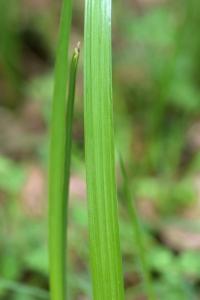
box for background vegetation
[1,0,200,299]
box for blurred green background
[1,0,200,299]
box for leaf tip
[75,41,81,56]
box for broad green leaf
[84,0,125,299]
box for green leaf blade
[48,1,73,299]
[84,1,125,299]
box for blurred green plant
[0,278,49,300]
[0,156,25,193]
[119,154,155,300]
[0,0,22,107]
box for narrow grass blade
[84,1,125,299]
[49,44,80,300]
[0,278,49,299]
[63,42,80,209]
[119,154,156,300]
[48,0,72,299]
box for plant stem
[119,154,156,300]
[48,0,72,299]
[84,0,125,299]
